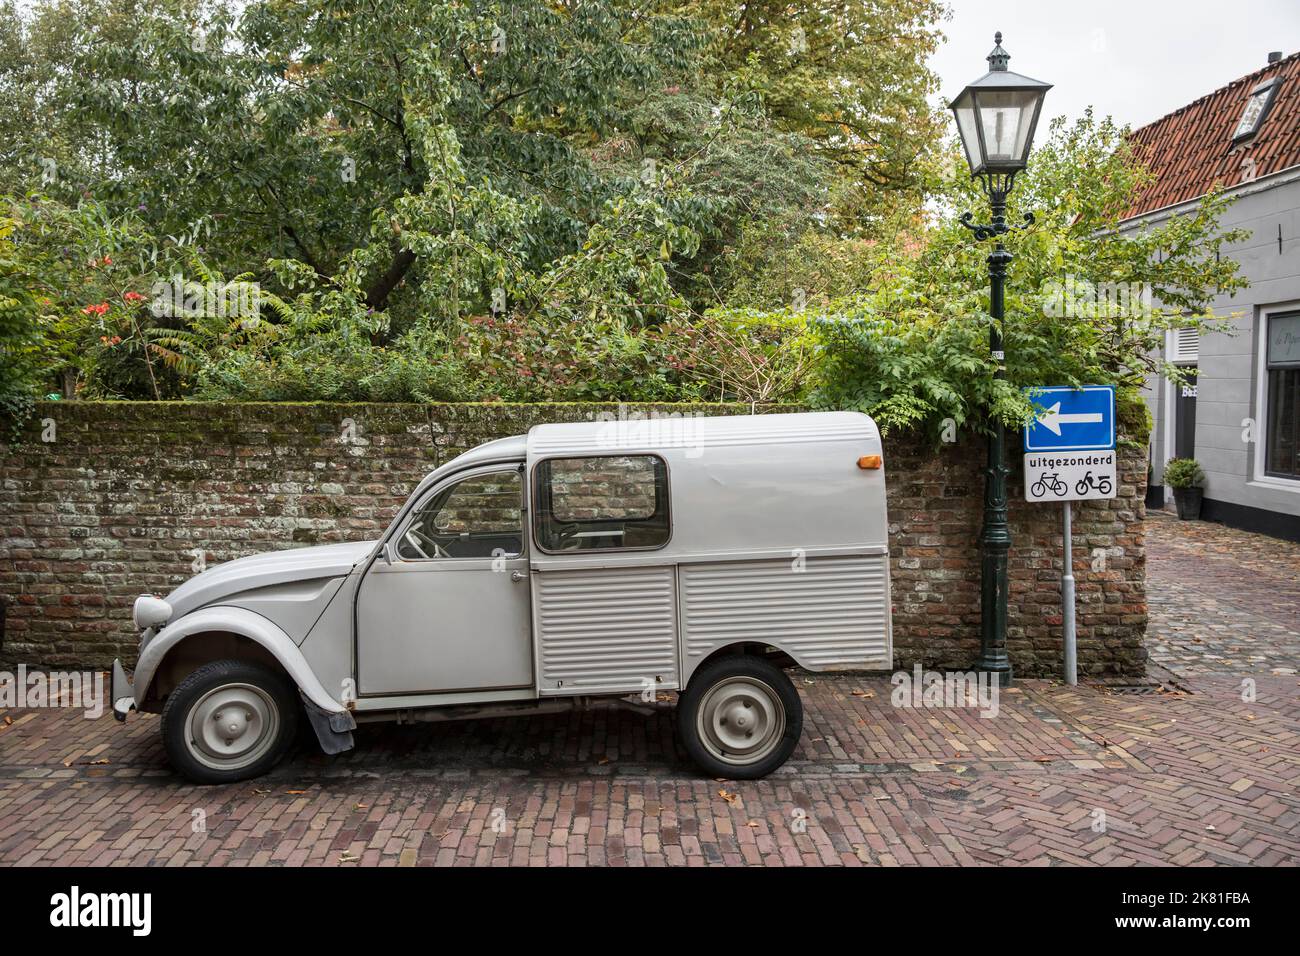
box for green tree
[3,0,948,327]
[34,0,712,327]
[806,113,1249,436]
[0,212,46,425]
[681,0,947,231]
[2,193,206,398]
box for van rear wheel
[161,659,299,785]
[677,656,802,779]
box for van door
[355,465,533,696]
[529,453,679,696]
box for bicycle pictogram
[1030,472,1068,498]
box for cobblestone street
[1,514,1297,867]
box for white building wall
[1130,169,1300,523]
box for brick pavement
[1146,512,1300,678]
[0,514,1296,866]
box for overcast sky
[11,0,1299,132]
[929,0,1300,131]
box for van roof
[527,410,876,456]
[413,410,887,564]
[425,411,880,494]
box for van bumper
[110,659,135,722]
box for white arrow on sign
[1036,402,1103,436]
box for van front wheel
[677,657,802,779]
[161,659,299,785]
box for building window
[533,455,670,552]
[1233,78,1280,143]
[1265,311,1300,479]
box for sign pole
[1024,384,1115,684]
[1062,501,1076,685]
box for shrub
[1163,458,1205,489]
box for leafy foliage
[808,113,1247,436]
[0,212,44,429]
[684,0,947,229]
[0,3,1250,443]
[1,193,210,399]
[1163,458,1205,489]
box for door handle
[510,570,526,583]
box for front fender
[133,606,346,714]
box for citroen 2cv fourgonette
[111,411,893,783]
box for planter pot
[1172,486,1203,520]
[1145,483,1165,510]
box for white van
[112,411,893,783]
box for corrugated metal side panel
[680,555,891,675]
[528,424,869,453]
[534,566,678,695]
[527,411,876,455]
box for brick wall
[0,402,1148,677]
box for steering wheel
[404,526,450,559]
[551,522,583,550]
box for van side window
[398,469,522,560]
[534,455,670,552]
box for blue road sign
[1023,385,1115,452]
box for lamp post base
[972,656,1013,687]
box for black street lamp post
[949,34,1051,687]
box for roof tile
[1121,52,1300,219]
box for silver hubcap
[696,676,785,766]
[186,683,279,771]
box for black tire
[676,655,802,780]
[161,659,299,785]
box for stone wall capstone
[0,401,1148,677]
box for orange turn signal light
[857,454,882,470]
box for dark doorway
[1174,368,1198,460]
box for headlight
[133,595,173,630]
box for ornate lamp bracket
[959,210,1035,242]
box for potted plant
[1164,457,1205,520]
